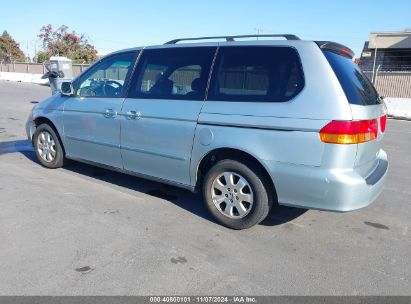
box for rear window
[324,50,380,105]
[208,46,304,102]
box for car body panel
[262,149,387,211]
[193,115,327,166]
[121,98,203,185]
[26,94,66,144]
[189,122,324,182]
[26,39,388,214]
[62,96,124,169]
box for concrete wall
[0,72,48,84]
[385,98,411,119]
[0,62,89,77]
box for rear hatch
[318,42,387,176]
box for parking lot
[0,80,410,295]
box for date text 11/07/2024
[149,296,257,303]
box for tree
[0,31,25,62]
[36,51,47,63]
[38,24,98,63]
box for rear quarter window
[324,50,380,105]
[208,46,304,102]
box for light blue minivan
[26,35,388,229]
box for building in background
[358,30,411,99]
[359,30,411,72]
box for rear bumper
[263,149,388,212]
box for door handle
[104,108,116,118]
[126,110,141,120]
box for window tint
[140,64,168,92]
[128,47,216,100]
[324,50,380,105]
[76,52,137,97]
[169,65,201,95]
[208,47,304,102]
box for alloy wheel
[211,171,254,219]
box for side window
[169,65,201,95]
[140,64,168,92]
[128,47,216,100]
[208,47,304,102]
[76,52,137,97]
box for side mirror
[60,81,74,96]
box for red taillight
[380,115,387,133]
[320,119,378,144]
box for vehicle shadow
[19,147,217,224]
[0,139,34,155]
[7,139,307,228]
[260,205,307,226]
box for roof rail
[165,34,301,44]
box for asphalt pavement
[0,81,410,295]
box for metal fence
[363,71,411,98]
[2,61,411,99]
[0,61,90,77]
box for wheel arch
[33,116,66,155]
[195,147,276,197]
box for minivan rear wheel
[203,159,273,229]
[33,123,65,169]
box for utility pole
[371,34,379,84]
[31,39,38,63]
[254,28,263,40]
[26,40,30,63]
[34,43,37,63]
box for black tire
[203,159,274,230]
[33,123,66,169]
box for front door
[63,51,137,168]
[121,46,216,186]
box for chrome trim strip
[118,113,196,123]
[121,145,187,161]
[65,136,187,161]
[197,122,296,132]
[65,110,196,123]
[63,109,115,116]
[65,135,119,148]
[197,114,325,132]
[35,108,64,112]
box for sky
[1,0,410,58]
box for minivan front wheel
[33,124,65,169]
[203,159,273,229]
